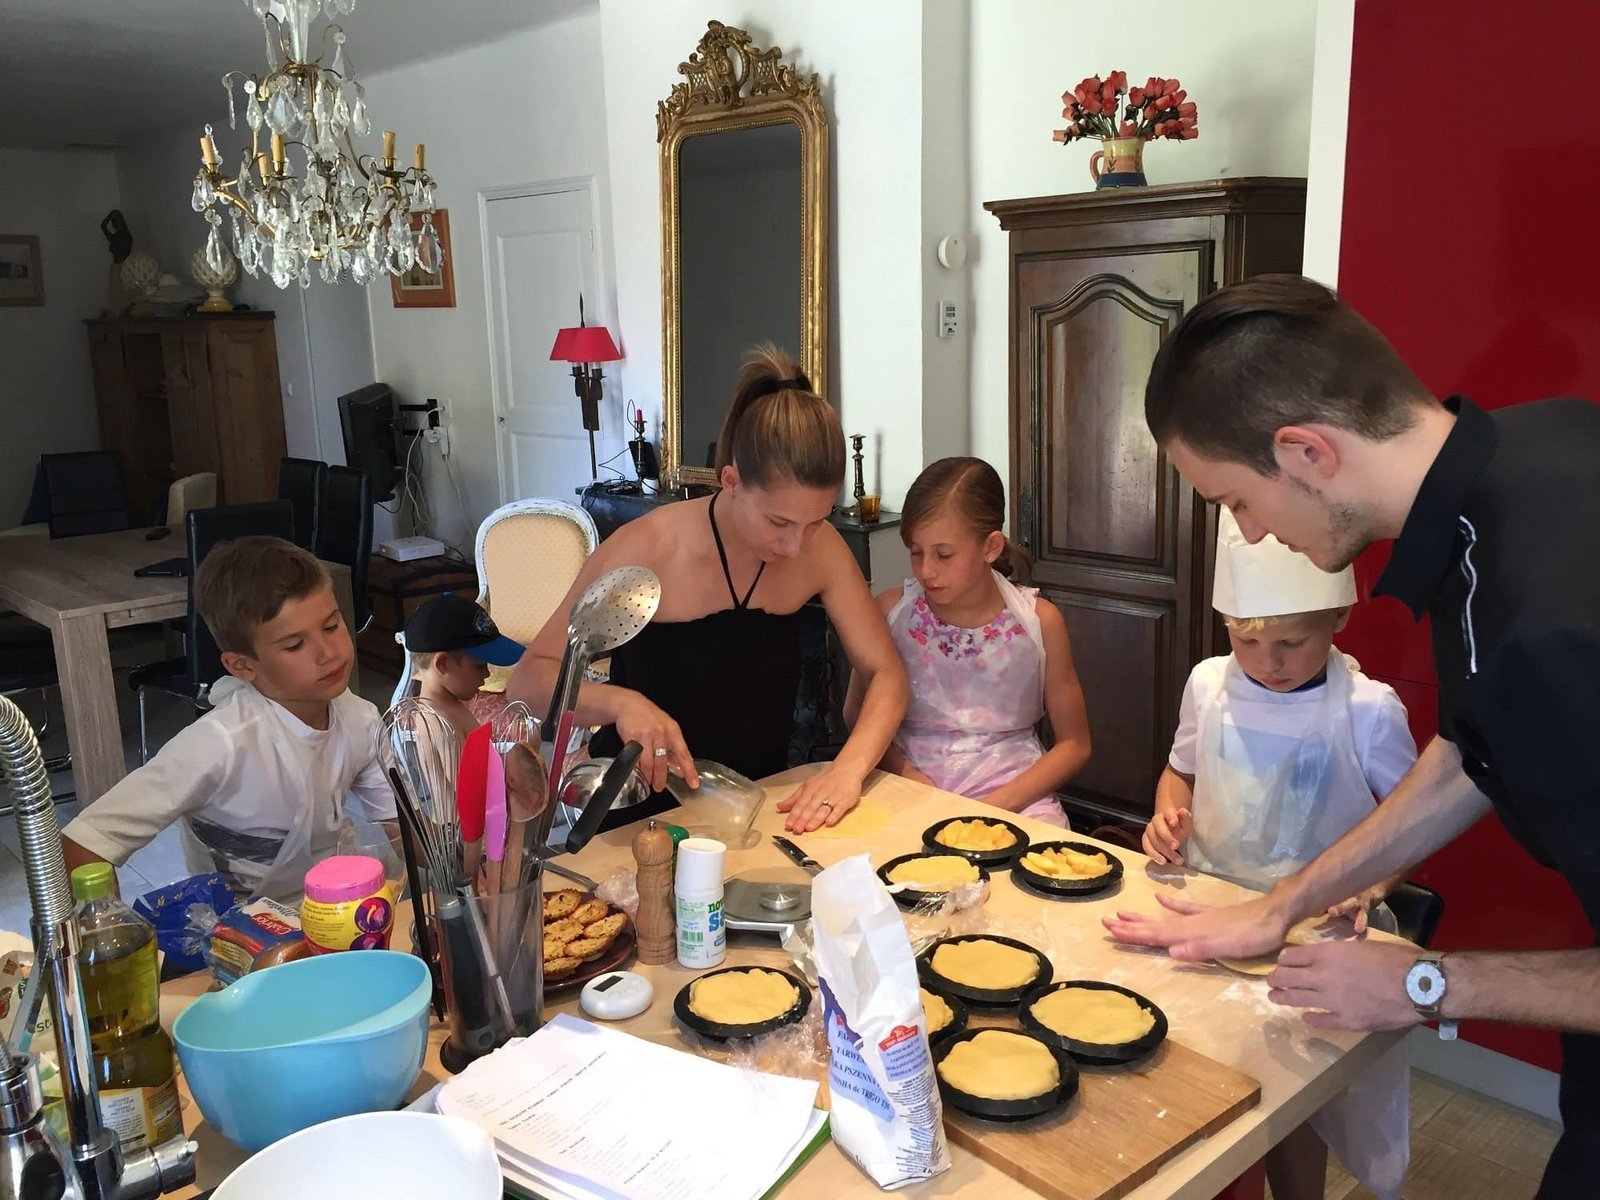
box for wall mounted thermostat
[936,235,967,270]
[579,971,654,1021]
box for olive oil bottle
[71,864,181,1152]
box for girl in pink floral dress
[845,458,1091,825]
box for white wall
[0,148,121,523]
[361,11,616,550]
[967,0,1319,486]
[600,1,925,508]
[1303,0,1355,286]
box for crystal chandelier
[191,0,443,290]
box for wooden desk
[0,528,356,803]
[160,768,1405,1198]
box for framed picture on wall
[390,209,455,308]
[0,235,44,306]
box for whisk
[381,697,464,889]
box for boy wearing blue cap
[405,594,526,737]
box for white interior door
[484,185,601,504]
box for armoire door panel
[1035,271,1187,572]
[1051,589,1173,816]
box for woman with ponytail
[510,344,908,832]
[845,457,1091,824]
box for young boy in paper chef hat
[1143,510,1417,1200]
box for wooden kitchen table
[0,528,357,804]
[158,767,1407,1199]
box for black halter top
[588,494,805,787]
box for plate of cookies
[541,888,636,992]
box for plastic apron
[887,573,1064,824]
[185,682,352,902]
[1187,648,1408,1198]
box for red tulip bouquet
[1053,72,1199,145]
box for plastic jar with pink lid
[301,856,396,954]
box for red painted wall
[1337,0,1600,1070]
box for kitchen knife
[771,835,823,876]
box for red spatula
[457,721,492,886]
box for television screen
[338,384,400,503]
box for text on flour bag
[812,855,950,1188]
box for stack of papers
[436,1015,829,1200]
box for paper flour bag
[813,855,950,1188]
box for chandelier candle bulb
[270,133,285,169]
[383,130,396,164]
[201,134,217,168]
[256,153,271,183]
[414,144,425,171]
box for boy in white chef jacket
[1143,510,1416,1200]
[62,536,393,901]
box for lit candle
[414,143,425,172]
[201,133,218,168]
[383,130,396,165]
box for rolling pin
[632,820,676,964]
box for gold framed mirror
[658,20,829,486]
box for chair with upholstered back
[40,451,131,537]
[314,466,373,633]
[165,472,218,530]
[277,457,327,550]
[388,499,598,709]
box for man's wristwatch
[1405,951,1459,1040]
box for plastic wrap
[133,872,235,978]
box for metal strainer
[542,565,662,795]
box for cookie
[544,955,581,980]
[544,917,584,945]
[584,912,627,943]
[565,935,611,962]
[572,898,611,927]
[542,935,571,961]
[543,890,584,920]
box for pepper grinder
[631,820,676,964]
[849,433,866,512]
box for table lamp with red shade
[549,298,621,478]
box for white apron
[1187,648,1407,1198]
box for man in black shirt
[1104,274,1600,1194]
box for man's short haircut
[194,535,332,655]
[1145,273,1431,473]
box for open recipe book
[416,1014,830,1200]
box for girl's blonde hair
[714,343,845,490]
[900,457,1033,582]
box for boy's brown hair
[1222,608,1349,636]
[195,535,332,655]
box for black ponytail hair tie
[772,377,808,392]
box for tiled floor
[0,637,398,935]
[1284,1069,1562,1200]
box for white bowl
[212,1111,501,1199]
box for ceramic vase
[1089,137,1148,188]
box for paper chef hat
[1212,509,1356,619]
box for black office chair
[0,616,72,804]
[40,451,132,538]
[315,465,373,633]
[277,457,327,550]
[127,501,296,762]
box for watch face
[1406,961,1446,1007]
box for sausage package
[812,855,950,1189]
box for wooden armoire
[84,314,287,524]
[985,178,1307,827]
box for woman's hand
[612,691,697,793]
[777,765,865,833]
[1142,807,1192,865]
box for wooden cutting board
[942,1033,1260,1200]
